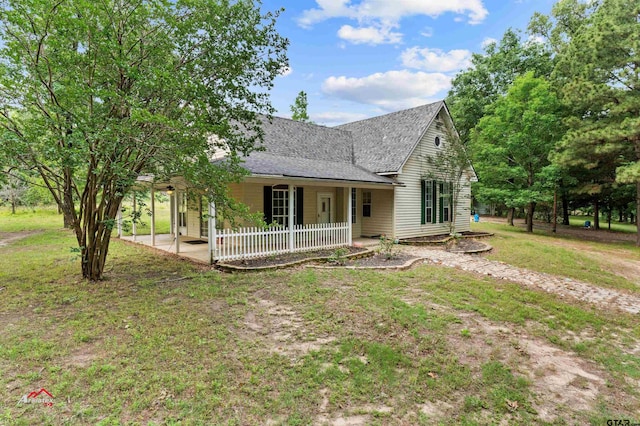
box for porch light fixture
[166,185,175,195]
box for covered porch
[120,176,395,264]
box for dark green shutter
[432,181,438,224]
[420,180,426,224]
[438,182,444,223]
[296,187,304,225]
[263,186,272,224]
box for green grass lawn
[1,210,639,424]
[569,215,637,233]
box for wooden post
[174,190,180,254]
[150,185,156,246]
[208,199,216,264]
[347,186,353,246]
[288,185,295,252]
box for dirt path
[0,230,42,247]
[401,246,640,315]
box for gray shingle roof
[337,101,443,173]
[254,115,354,163]
[241,152,394,184]
[231,102,444,184]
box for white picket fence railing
[214,222,350,262]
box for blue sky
[260,0,556,125]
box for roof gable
[336,101,444,173]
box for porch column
[117,203,123,237]
[150,185,156,246]
[132,194,137,242]
[288,184,295,252]
[208,199,216,264]
[347,186,353,246]
[174,190,180,254]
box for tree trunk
[507,208,515,226]
[552,188,557,234]
[636,181,640,246]
[526,202,536,232]
[561,189,570,225]
[594,200,600,230]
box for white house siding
[361,188,394,237]
[227,182,337,226]
[394,117,471,239]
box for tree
[0,171,28,214]
[471,72,565,232]
[551,0,640,245]
[447,28,553,145]
[290,90,311,122]
[0,0,288,280]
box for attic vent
[435,120,444,130]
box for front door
[317,193,333,223]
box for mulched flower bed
[222,246,368,268]
[340,252,419,268]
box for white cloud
[312,111,370,126]
[420,27,434,37]
[322,70,451,110]
[481,37,497,48]
[278,66,293,77]
[400,47,471,72]
[298,0,489,29]
[337,23,402,45]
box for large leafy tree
[447,28,553,145]
[0,0,288,280]
[471,72,564,232]
[551,0,640,245]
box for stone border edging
[448,240,493,254]
[398,232,494,247]
[216,248,375,272]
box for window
[424,181,433,223]
[272,187,290,226]
[441,182,451,223]
[351,188,357,223]
[434,136,441,148]
[362,191,371,217]
[263,186,303,227]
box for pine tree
[553,0,640,245]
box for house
[125,100,477,263]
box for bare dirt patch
[240,291,337,361]
[399,297,618,423]
[0,230,42,247]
